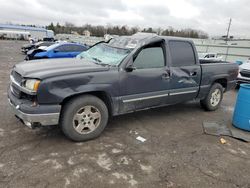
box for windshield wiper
[91,57,111,66]
[94,62,111,66]
[92,57,102,63]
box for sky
[0,0,250,37]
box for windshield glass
[77,43,131,66]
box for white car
[199,53,223,61]
[237,60,250,84]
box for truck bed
[198,61,238,100]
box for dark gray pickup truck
[8,33,238,141]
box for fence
[195,43,250,62]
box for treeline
[46,22,208,39]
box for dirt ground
[0,40,249,188]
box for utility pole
[225,18,232,43]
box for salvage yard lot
[0,40,250,188]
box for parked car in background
[8,33,238,141]
[237,59,250,84]
[198,53,223,61]
[25,42,88,60]
[21,41,54,54]
[43,37,55,42]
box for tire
[200,83,224,111]
[60,95,109,141]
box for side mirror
[53,49,59,53]
[125,64,136,72]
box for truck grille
[11,71,22,85]
[10,71,23,98]
[240,70,250,78]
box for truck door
[120,41,170,113]
[168,40,201,104]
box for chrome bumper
[237,75,250,84]
[237,78,250,84]
[8,99,60,128]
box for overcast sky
[0,0,250,37]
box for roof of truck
[108,32,193,49]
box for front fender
[34,51,48,58]
[36,72,120,104]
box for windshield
[77,43,131,66]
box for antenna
[225,18,232,43]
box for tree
[45,22,209,38]
[46,22,55,32]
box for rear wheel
[60,95,109,141]
[200,83,224,111]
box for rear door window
[71,45,86,52]
[169,41,196,66]
[55,45,75,52]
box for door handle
[189,71,197,76]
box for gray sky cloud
[0,0,249,37]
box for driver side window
[133,46,165,69]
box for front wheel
[200,83,224,111]
[60,95,109,141]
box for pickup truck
[8,33,238,141]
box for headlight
[24,79,40,92]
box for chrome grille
[10,71,23,98]
[11,71,22,84]
[240,69,250,78]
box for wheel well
[213,78,227,90]
[61,91,113,115]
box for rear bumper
[8,87,61,128]
[226,80,237,91]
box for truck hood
[14,58,110,79]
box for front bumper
[8,87,61,128]
[21,48,29,54]
[236,77,250,84]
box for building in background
[0,30,30,40]
[0,24,54,40]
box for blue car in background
[25,42,88,60]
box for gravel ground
[0,40,249,188]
